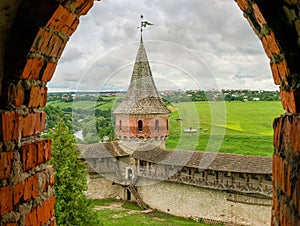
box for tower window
[119,120,122,130]
[138,120,143,131]
[155,120,159,130]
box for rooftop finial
[137,15,153,37]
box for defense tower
[113,37,170,148]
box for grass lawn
[166,101,284,156]
[93,200,213,226]
[93,198,117,206]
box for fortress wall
[86,175,271,225]
[86,175,125,200]
[137,178,271,226]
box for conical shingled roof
[113,38,170,115]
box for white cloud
[48,0,278,92]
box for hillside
[166,101,284,156]
[44,93,284,156]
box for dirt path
[94,201,124,211]
[94,201,152,218]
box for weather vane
[137,15,153,35]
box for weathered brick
[273,154,291,196]
[19,112,46,138]
[7,81,25,106]
[21,143,37,171]
[280,89,300,114]
[270,60,289,85]
[4,78,48,109]
[285,162,291,196]
[279,203,288,225]
[37,196,56,225]
[283,116,292,152]
[75,0,94,16]
[21,139,52,171]
[0,186,13,215]
[293,178,300,215]
[25,207,38,226]
[273,117,282,150]
[30,29,66,58]
[0,111,19,141]
[24,175,39,201]
[27,86,48,108]
[49,218,56,226]
[235,0,250,11]
[21,58,45,80]
[252,4,267,27]
[0,152,14,180]
[273,187,278,218]
[263,41,273,59]
[1,111,46,141]
[266,32,281,55]
[46,5,79,36]
[273,155,279,184]
[261,32,281,59]
[290,117,300,152]
[41,62,57,82]
[13,181,25,205]
[278,205,298,226]
[20,58,58,82]
[37,139,52,164]
[274,115,300,153]
[48,36,65,58]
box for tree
[49,120,101,226]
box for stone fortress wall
[81,143,273,225]
[86,175,271,226]
[138,178,271,226]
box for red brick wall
[115,115,169,139]
[0,0,94,225]
[235,0,300,224]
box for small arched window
[155,120,159,131]
[119,120,122,131]
[138,120,143,131]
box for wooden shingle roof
[132,148,272,174]
[78,142,129,159]
[113,38,170,115]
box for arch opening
[155,119,159,131]
[1,1,298,225]
[138,120,143,132]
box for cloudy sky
[48,0,278,92]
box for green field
[47,97,115,111]
[166,101,284,156]
[45,98,284,156]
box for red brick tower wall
[0,0,300,225]
[0,0,94,225]
[115,115,169,139]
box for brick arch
[0,0,94,225]
[235,0,300,224]
[0,0,299,225]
